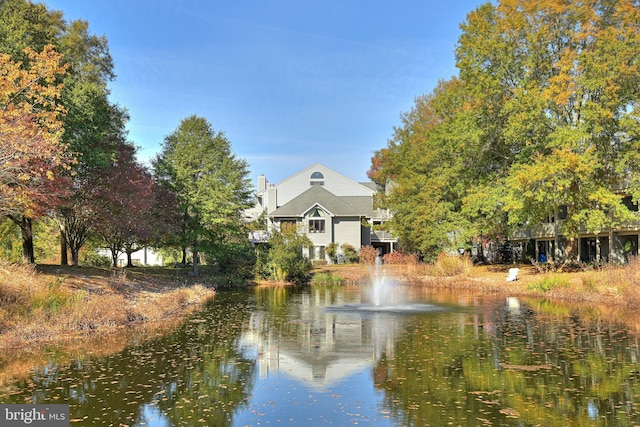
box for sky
[40,0,485,187]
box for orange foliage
[0,45,71,217]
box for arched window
[310,171,324,186]
[308,207,325,233]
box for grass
[426,253,473,277]
[0,262,215,349]
[310,271,344,286]
[314,254,640,310]
[528,274,572,293]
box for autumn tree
[369,79,483,258]
[0,45,71,263]
[91,142,171,267]
[457,0,640,260]
[0,0,127,265]
[153,115,253,275]
[372,0,640,261]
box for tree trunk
[181,246,187,265]
[126,250,133,268]
[192,244,199,276]
[17,217,35,264]
[60,228,68,266]
[563,237,577,262]
[71,247,80,266]
[7,215,35,263]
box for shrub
[426,253,472,276]
[326,242,338,262]
[383,251,419,265]
[359,246,378,265]
[263,229,313,282]
[341,243,359,263]
[81,252,112,267]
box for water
[1,286,640,426]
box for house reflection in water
[237,291,404,389]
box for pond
[1,283,640,426]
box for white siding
[333,217,362,250]
[274,164,374,209]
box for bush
[341,243,359,263]
[427,253,472,276]
[359,246,378,265]
[82,252,112,267]
[326,242,338,262]
[261,230,313,283]
[383,251,419,265]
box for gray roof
[270,185,374,218]
[359,182,377,191]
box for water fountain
[325,259,444,314]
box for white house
[98,246,163,267]
[251,164,396,262]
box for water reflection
[0,287,640,426]
[239,289,406,388]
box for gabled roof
[274,163,376,195]
[270,185,373,218]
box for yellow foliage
[0,45,71,216]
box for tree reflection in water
[1,287,639,426]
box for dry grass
[317,257,640,310]
[0,262,215,349]
[424,253,473,277]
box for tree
[153,115,254,275]
[0,45,71,263]
[369,79,481,258]
[92,142,177,267]
[372,0,640,262]
[265,229,313,282]
[54,18,127,266]
[456,0,640,260]
[0,0,127,265]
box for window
[309,219,325,233]
[623,196,639,212]
[308,207,325,233]
[310,171,324,186]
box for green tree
[55,18,128,266]
[372,0,640,262]
[370,79,480,259]
[265,228,312,282]
[457,0,640,260]
[153,115,253,276]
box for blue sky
[41,0,485,186]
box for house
[97,246,163,267]
[509,195,640,264]
[251,164,396,262]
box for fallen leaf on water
[499,408,520,418]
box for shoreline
[0,264,215,352]
[2,261,639,352]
